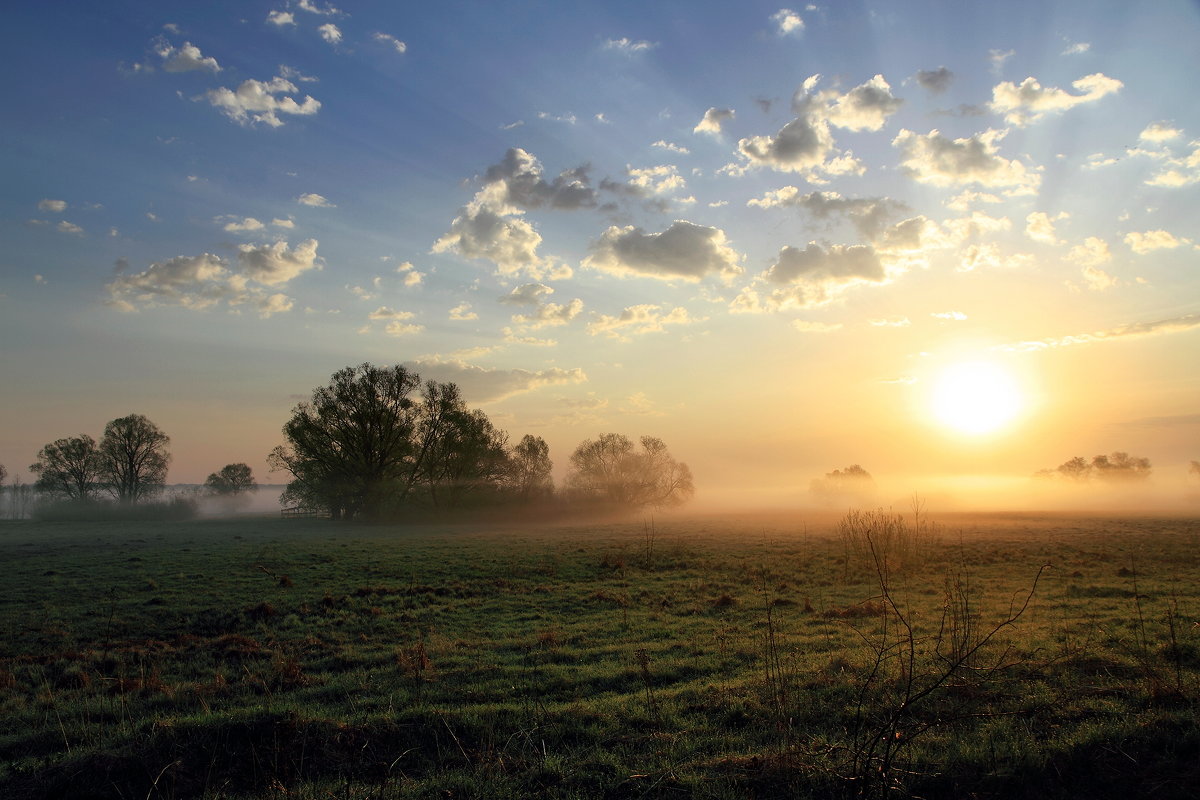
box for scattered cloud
[791,319,843,333]
[770,8,805,36]
[1061,41,1091,56]
[499,283,554,306]
[932,311,968,320]
[154,38,221,73]
[1125,230,1187,254]
[989,49,1015,75]
[317,23,342,45]
[732,242,890,311]
[511,297,583,330]
[1001,314,1200,352]
[395,261,424,286]
[652,140,690,154]
[105,242,317,318]
[483,148,596,210]
[583,220,743,283]
[297,192,335,207]
[694,107,734,136]
[603,37,656,54]
[297,0,341,16]
[449,302,478,321]
[1139,121,1181,142]
[748,187,906,240]
[892,128,1040,195]
[588,304,697,341]
[1024,211,1067,245]
[205,75,320,127]
[432,183,547,277]
[914,66,953,94]
[38,199,67,212]
[218,216,265,233]
[990,73,1122,126]
[537,111,578,125]
[57,221,83,235]
[373,32,406,53]
[410,358,587,403]
[266,10,295,26]
[869,316,911,327]
[1067,236,1111,268]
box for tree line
[14,363,695,521]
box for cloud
[731,74,898,177]
[1144,140,1200,187]
[511,297,583,330]
[205,75,320,127]
[587,304,697,341]
[499,283,555,306]
[105,249,306,318]
[914,66,953,94]
[1067,236,1111,268]
[770,8,804,35]
[989,49,1015,74]
[266,10,295,26]
[297,0,341,15]
[368,306,413,320]
[363,306,422,335]
[236,239,321,284]
[822,74,902,132]
[1061,41,1091,55]
[373,32,407,53]
[432,184,546,277]
[154,38,221,73]
[271,217,294,228]
[483,148,596,210]
[410,358,587,403]
[537,111,578,125]
[603,37,656,54]
[694,107,734,135]
[747,187,905,240]
[990,73,1122,126]
[57,221,83,235]
[652,140,689,154]
[932,311,967,321]
[218,216,265,233]
[892,128,1040,194]
[1125,230,1187,254]
[1024,211,1067,245]
[583,220,743,283]
[449,302,478,321]
[1139,121,1181,142]
[38,199,67,212]
[624,164,686,196]
[297,192,335,207]
[732,242,894,312]
[278,64,318,83]
[792,320,843,333]
[317,23,342,45]
[1000,314,1200,352]
[395,261,424,286]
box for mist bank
[689,469,1200,515]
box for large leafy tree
[30,434,103,500]
[205,463,257,495]
[565,433,693,510]
[270,363,557,519]
[99,415,170,503]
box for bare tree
[99,414,171,503]
[810,464,877,504]
[30,435,103,500]
[508,434,554,501]
[565,433,694,509]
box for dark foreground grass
[0,511,1198,799]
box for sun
[930,361,1024,436]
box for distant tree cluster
[269,363,693,520]
[30,414,173,504]
[1038,451,1153,482]
[204,463,256,496]
[810,464,877,504]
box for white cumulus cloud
[205,75,320,127]
[583,220,742,283]
[990,73,1122,126]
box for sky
[2,0,1199,510]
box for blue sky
[3,1,1199,506]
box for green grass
[1,511,1198,798]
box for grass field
[1,509,1198,799]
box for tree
[30,435,103,500]
[810,464,876,504]
[1056,456,1091,480]
[270,363,423,520]
[509,434,554,501]
[205,463,256,495]
[564,433,694,510]
[1091,451,1151,481]
[269,364,512,519]
[99,414,171,503]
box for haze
[2,1,1198,514]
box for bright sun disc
[931,361,1023,435]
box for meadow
[1,508,1198,799]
